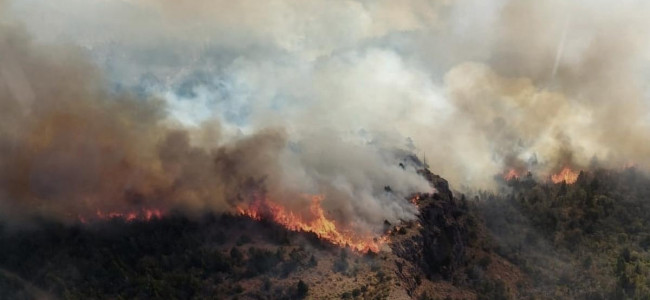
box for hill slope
[2,168,649,299]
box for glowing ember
[237,196,384,253]
[503,169,521,181]
[409,194,421,206]
[551,167,580,184]
[80,208,164,223]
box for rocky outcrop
[418,169,471,280]
[392,169,473,282]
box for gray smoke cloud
[1,0,650,229]
[0,1,428,233]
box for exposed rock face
[418,169,471,280]
[391,169,472,283]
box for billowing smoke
[1,0,650,229]
[0,1,428,232]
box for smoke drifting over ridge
[2,0,650,230]
[0,2,427,231]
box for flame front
[503,169,521,181]
[79,208,164,223]
[551,167,580,184]
[237,196,384,253]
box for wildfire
[237,196,384,253]
[551,167,580,184]
[503,168,522,181]
[409,194,421,207]
[79,208,164,223]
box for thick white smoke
[2,0,650,230]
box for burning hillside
[80,208,165,223]
[501,166,582,185]
[0,168,524,299]
[3,0,650,299]
[237,195,388,253]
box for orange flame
[237,196,384,253]
[551,167,580,184]
[80,208,164,223]
[409,194,421,207]
[503,168,521,181]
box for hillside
[0,169,519,300]
[477,167,650,299]
[2,168,649,299]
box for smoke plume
[0,2,427,232]
[2,0,650,230]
